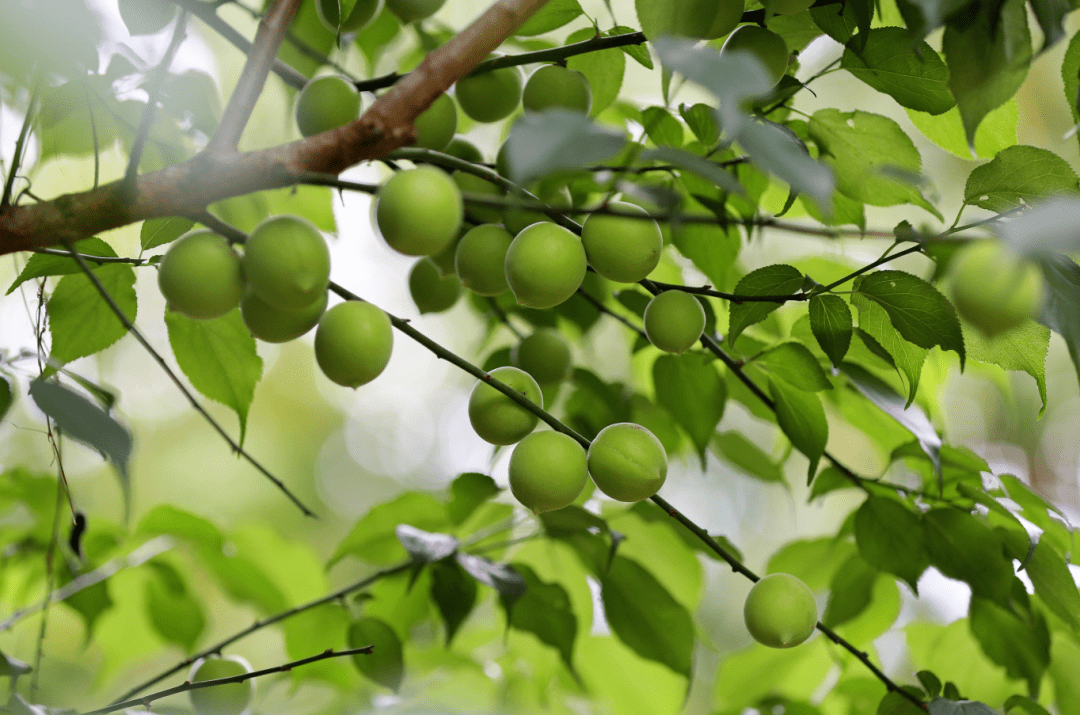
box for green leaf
[458,554,528,609]
[769,378,827,479]
[28,379,131,515]
[1022,539,1080,633]
[7,237,117,295]
[810,294,853,367]
[727,264,804,344]
[0,650,32,677]
[652,352,726,466]
[878,689,929,715]
[918,671,943,699]
[48,262,137,365]
[348,617,404,691]
[1036,255,1080,392]
[567,27,626,117]
[164,309,262,444]
[1005,695,1054,715]
[854,496,929,593]
[601,555,694,678]
[712,431,785,483]
[942,0,1031,151]
[997,474,1074,560]
[679,103,719,146]
[429,561,477,645]
[502,110,625,184]
[446,472,501,525]
[965,320,1049,416]
[752,341,832,391]
[808,109,941,219]
[395,525,458,564]
[856,270,965,368]
[906,101,1019,161]
[841,28,954,115]
[968,594,1050,693]
[644,146,742,193]
[330,492,449,566]
[963,145,1079,212]
[608,26,652,69]
[670,220,740,290]
[138,505,224,550]
[823,554,876,628]
[641,106,684,147]
[141,217,195,251]
[810,1,860,44]
[505,563,577,670]
[929,699,1000,715]
[355,8,400,73]
[276,0,336,76]
[144,560,205,652]
[850,293,927,405]
[0,377,11,423]
[922,509,1013,605]
[515,0,582,36]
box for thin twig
[1,86,38,208]
[486,298,525,339]
[58,239,316,518]
[31,247,148,264]
[576,287,647,340]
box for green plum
[413,93,457,151]
[375,166,463,256]
[950,242,1045,337]
[504,222,587,309]
[455,64,523,123]
[509,430,588,513]
[242,215,331,312]
[316,0,382,33]
[468,366,542,445]
[455,224,513,296]
[188,655,253,715]
[408,257,462,314]
[638,0,744,40]
[241,288,328,343]
[643,290,705,354]
[586,422,667,502]
[443,138,484,163]
[157,230,244,320]
[314,301,393,388]
[511,329,572,386]
[581,202,663,283]
[743,573,818,648]
[720,25,789,87]
[522,65,592,114]
[385,0,444,23]
[295,75,361,137]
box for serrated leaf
[652,352,726,466]
[841,28,954,115]
[727,264,804,344]
[712,431,785,483]
[395,525,458,563]
[855,496,929,593]
[770,378,827,479]
[505,563,577,670]
[1036,255,1080,392]
[141,217,195,251]
[429,561,476,645]
[608,26,651,69]
[446,472,500,525]
[29,379,131,515]
[965,320,1049,416]
[968,594,1049,693]
[515,0,582,36]
[330,492,449,566]
[601,555,694,678]
[810,294,853,367]
[348,617,404,691]
[922,509,1013,605]
[567,27,625,117]
[7,237,116,295]
[48,262,137,365]
[164,309,261,445]
[964,145,1079,213]
[851,293,927,405]
[502,109,625,184]
[857,271,965,368]
[752,341,832,391]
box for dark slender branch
[31,248,148,264]
[89,647,375,715]
[112,562,411,702]
[125,11,190,193]
[820,244,925,293]
[58,239,316,518]
[576,287,647,339]
[649,280,808,304]
[1,87,38,208]
[486,297,526,339]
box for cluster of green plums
[157,217,393,390]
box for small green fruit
[581,202,663,283]
[504,223,587,309]
[188,655,253,715]
[468,366,542,445]
[385,0,444,23]
[376,167,463,256]
[455,64,523,123]
[158,230,244,320]
[950,242,1045,337]
[241,288,327,343]
[295,75,361,137]
[720,25,790,86]
[413,94,457,151]
[443,138,484,163]
[509,431,588,513]
[315,301,393,388]
[511,329,572,385]
[316,0,381,32]
[455,224,513,296]
[118,0,177,35]
[644,290,705,354]
[408,257,461,314]
[453,171,505,225]
[743,573,818,648]
[242,215,331,312]
[522,65,592,115]
[587,423,667,502]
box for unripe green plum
[118,0,177,35]
[768,0,815,13]
[581,202,663,283]
[385,0,444,23]
[443,138,484,163]
[408,257,462,314]
[522,65,592,115]
[455,64,523,123]
[413,93,457,151]
[316,0,381,33]
[242,215,331,312]
[504,185,572,236]
[512,329,572,386]
[743,573,818,648]
[455,224,513,296]
[241,288,327,343]
[644,290,705,354]
[453,171,504,225]
[720,25,790,87]
[158,230,244,320]
[504,223,587,309]
[188,655,253,715]
[950,242,1045,337]
[295,75,361,137]
[509,431,588,513]
[640,0,744,40]
[315,301,393,388]
[376,167,463,256]
[468,366,542,445]
[586,422,667,502]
